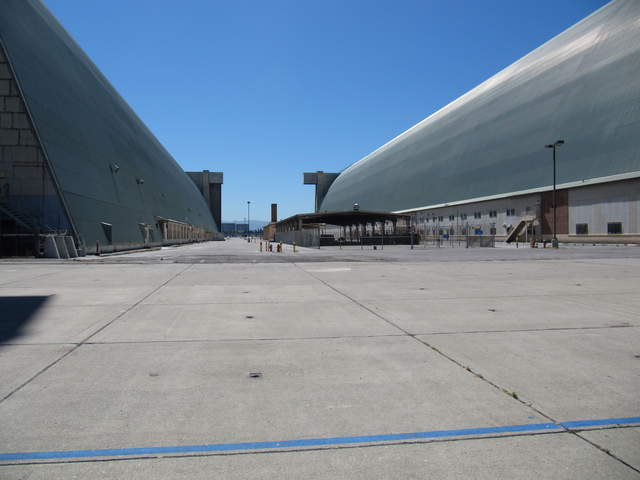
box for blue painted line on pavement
[560,416,640,429]
[0,416,638,462]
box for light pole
[545,139,564,248]
[247,201,251,242]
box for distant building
[186,171,223,231]
[220,223,248,236]
[319,0,640,243]
[221,223,237,235]
[0,0,222,256]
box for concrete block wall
[0,43,69,234]
[0,52,36,149]
[0,45,46,199]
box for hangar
[319,0,640,243]
[0,0,222,256]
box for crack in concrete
[1,322,636,347]
[295,263,640,475]
[0,270,62,287]
[415,324,639,336]
[0,264,194,404]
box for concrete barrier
[54,235,69,258]
[42,236,60,258]
[64,236,78,257]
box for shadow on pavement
[0,296,50,343]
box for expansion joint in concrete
[294,263,640,475]
[0,270,62,287]
[0,264,194,404]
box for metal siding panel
[569,180,640,234]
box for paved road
[62,237,640,264]
[0,239,638,478]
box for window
[489,210,497,218]
[607,222,622,234]
[489,227,497,235]
[506,208,516,216]
[575,223,588,235]
[474,212,482,219]
[448,215,455,221]
[438,216,444,222]
[460,213,467,220]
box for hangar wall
[409,177,640,244]
[319,0,640,245]
[0,0,221,256]
[412,194,541,240]
[569,179,639,237]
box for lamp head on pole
[545,139,565,149]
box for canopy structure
[273,210,415,247]
[275,210,411,232]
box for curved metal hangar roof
[0,0,219,250]
[320,0,640,213]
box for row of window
[425,218,625,235]
[426,222,625,235]
[432,226,500,236]
[575,222,623,235]
[424,208,517,222]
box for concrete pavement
[0,238,638,478]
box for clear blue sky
[44,0,608,222]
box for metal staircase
[0,201,39,232]
[505,215,536,243]
[0,201,62,234]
